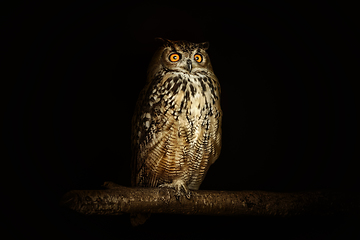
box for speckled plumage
[131,39,222,201]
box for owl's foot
[159,179,191,200]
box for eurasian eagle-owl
[131,38,222,210]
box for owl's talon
[175,193,181,200]
[185,190,191,200]
[158,179,191,200]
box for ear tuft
[154,38,174,47]
[200,42,209,50]
[154,37,165,43]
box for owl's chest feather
[152,73,219,115]
[135,73,220,146]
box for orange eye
[194,54,202,63]
[169,53,180,62]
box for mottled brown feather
[131,39,222,194]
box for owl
[131,39,222,223]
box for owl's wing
[131,79,171,187]
[131,85,148,187]
[131,91,178,187]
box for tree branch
[60,182,360,217]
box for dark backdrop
[3,2,359,239]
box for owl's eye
[194,54,203,63]
[169,53,181,62]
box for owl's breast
[136,72,221,136]
[160,72,221,118]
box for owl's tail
[130,213,151,227]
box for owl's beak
[186,59,192,73]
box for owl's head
[147,38,214,80]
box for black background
[3,2,359,239]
